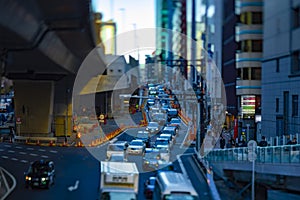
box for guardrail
[206,144,300,164]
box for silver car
[127,139,146,155]
[146,122,160,134]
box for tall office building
[262,0,300,137]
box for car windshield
[130,141,143,146]
[148,122,158,127]
[170,119,180,123]
[144,152,160,159]
[156,140,169,145]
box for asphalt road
[0,122,212,200]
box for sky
[92,0,155,34]
[92,0,155,62]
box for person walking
[258,136,268,147]
[220,136,226,149]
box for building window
[292,95,298,117]
[291,50,300,74]
[252,40,263,52]
[242,68,250,80]
[293,7,300,28]
[251,67,261,80]
[276,98,279,112]
[276,59,280,72]
[252,12,263,24]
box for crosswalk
[0,143,58,164]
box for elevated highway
[0,0,101,137]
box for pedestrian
[287,136,297,145]
[9,126,15,143]
[226,139,232,148]
[258,136,268,147]
[220,136,226,149]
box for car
[155,137,171,153]
[168,118,181,129]
[147,99,155,107]
[24,160,55,189]
[127,139,146,155]
[136,131,150,147]
[151,112,167,126]
[142,149,161,171]
[107,153,127,162]
[144,176,156,199]
[167,108,178,121]
[161,126,179,137]
[146,121,160,134]
[159,133,175,148]
[106,141,128,159]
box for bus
[153,171,199,200]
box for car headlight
[25,176,31,181]
[145,161,149,164]
[41,177,48,181]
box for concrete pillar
[14,80,54,136]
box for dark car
[144,176,156,199]
[161,126,179,137]
[166,108,178,121]
[24,160,55,189]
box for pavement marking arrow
[68,180,79,191]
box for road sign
[247,140,257,151]
[248,152,257,162]
[16,117,21,125]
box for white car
[127,139,146,155]
[146,122,160,134]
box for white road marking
[1,156,8,159]
[19,152,26,155]
[15,146,23,149]
[20,160,28,163]
[11,158,18,161]
[49,150,57,153]
[68,180,79,191]
[29,153,38,157]
[8,150,15,153]
[4,145,11,148]
[38,149,46,152]
[41,155,49,158]
[26,147,34,150]
[0,149,4,151]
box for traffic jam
[100,83,199,200]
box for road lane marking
[1,156,8,159]
[20,160,28,163]
[38,149,46,152]
[49,150,57,153]
[68,180,79,191]
[4,145,11,148]
[0,149,4,151]
[29,153,38,156]
[8,150,15,153]
[19,152,26,155]
[11,158,18,161]
[41,155,49,158]
[26,147,34,150]
[15,146,23,149]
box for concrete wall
[14,80,54,135]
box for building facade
[262,0,300,137]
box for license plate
[33,182,39,186]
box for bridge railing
[206,144,300,164]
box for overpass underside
[0,0,101,136]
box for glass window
[291,51,300,74]
[276,98,279,113]
[252,40,263,52]
[251,67,261,80]
[293,7,300,28]
[292,95,298,117]
[276,59,280,72]
[242,68,249,80]
[252,12,263,24]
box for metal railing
[206,144,300,164]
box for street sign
[248,152,257,162]
[247,140,257,151]
[16,117,21,125]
